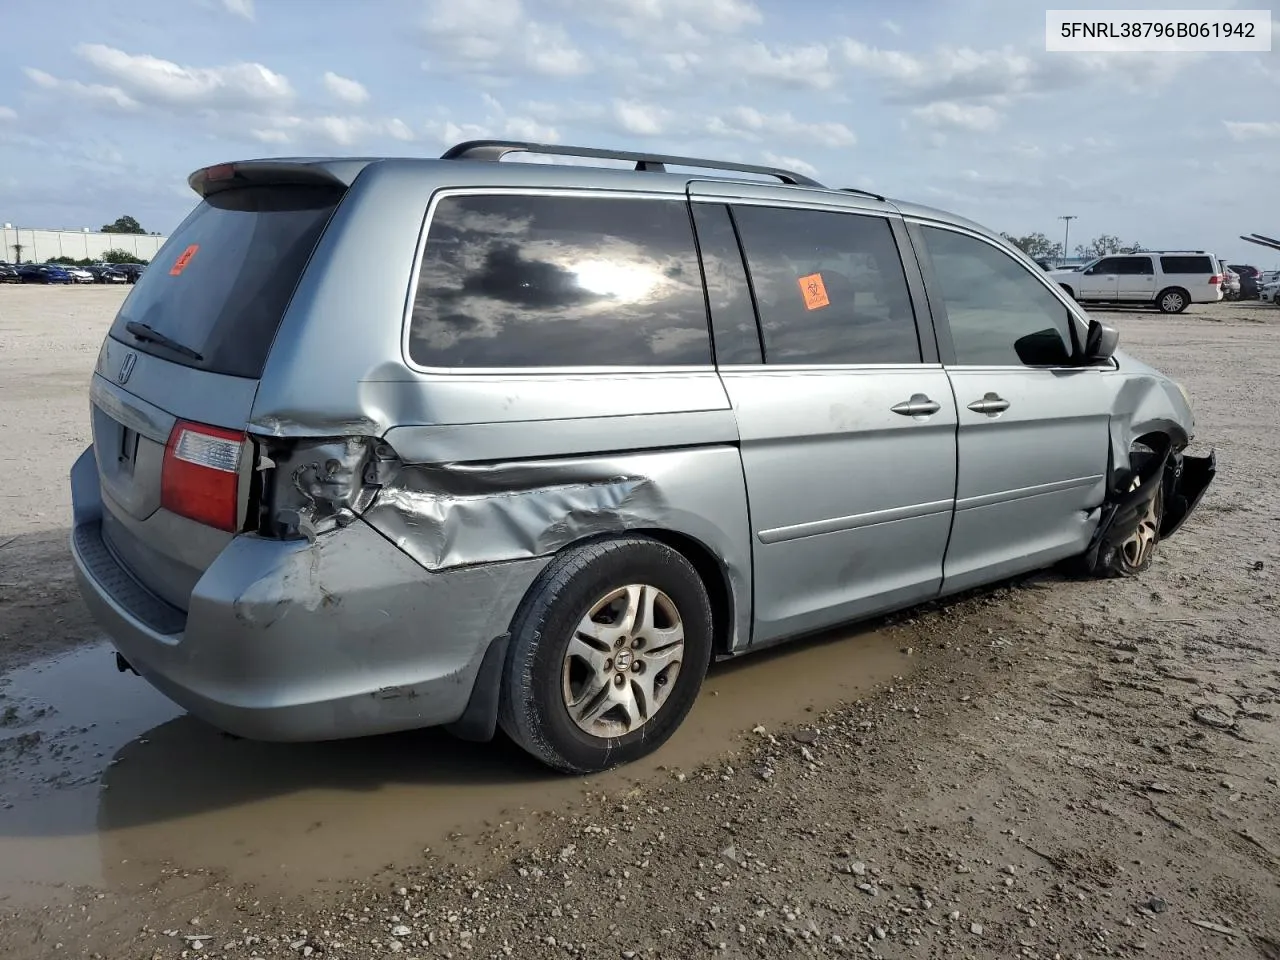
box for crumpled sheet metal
[357,446,753,653]
[365,472,666,573]
[1104,366,1195,491]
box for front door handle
[967,392,1011,415]
[891,394,942,418]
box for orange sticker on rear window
[169,244,200,276]
[798,273,830,311]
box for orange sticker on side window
[169,244,200,276]
[798,273,830,311]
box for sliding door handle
[967,393,1011,415]
[891,394,942,418]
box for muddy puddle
[0,626,913,904]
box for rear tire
[1157,287,1189,314]
[498,536,713,774]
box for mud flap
[1160,449,1217,540]
[445,633,510,743]
[1081,435,1173,574]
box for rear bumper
[69,447,544,742]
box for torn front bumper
[1160,449,1217,540]
[1082,440,1215,572]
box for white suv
[1049,251,1224,313]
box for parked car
[1222,267,1241,300]
[1048,251,1224,313]
[69,141,1216,774]
[86,264,128,283]
[1260,277,1280,302]
[1227,264,1261,299]
[0,262,20,283]
[58,263,95,283]
[112,262,146,284]
[18,263,73,284]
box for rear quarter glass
[1159,255,1215,274]
[109,184,344,379]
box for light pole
[1058,215,1077,261]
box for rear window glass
[1159,255,1214,274]
[408,194,712,369]
[110,185,342,379]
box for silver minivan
[70,141,1215,773]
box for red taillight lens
[204,163,236,181]
[1209,275,1222,284]
[161,421,245,532]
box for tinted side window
[1116,256,1153,275]
[1160,255,1214,274]
[409,194,712,368]
[730,206,920,365]
[690,203,762,365]
[1092,257,1122,273]
[921,226,1075,367]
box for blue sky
[1,0,1277,264]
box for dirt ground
[1,286,1278,959]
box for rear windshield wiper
[124,321,204,362]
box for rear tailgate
[90,176,347,610]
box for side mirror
[1084,318,1119,361]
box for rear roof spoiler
[188,159,373,197]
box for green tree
[100,215,146,235]
[1000,232,1063,259]
[1075,235,1146,258]
[49,256,79,265]
[102,248,149,265]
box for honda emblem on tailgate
[117,352,137,385]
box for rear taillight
[204,163,236,181]
[1209,275,1222,284]
[161,420,246,532]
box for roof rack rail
[838,186,887,202]
[440,139,825,188]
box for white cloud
[557,0,762,35]
[729,42,840,90]
[1225,120,1280,140]
[0,106,15,121]
[323,71,369,105]
[420,0,591,78]
[841,35,1197,111]
[762,152,818,179]
[523,24,592,77]
[23,68,139,110]
[881,19,902,35]
[252,114,416,147]
[425,119,493,148]
[73,44,294,110]
[910,101,1002,132]
[478,94,563,141]
[614,99,668,136]
[706,106,856,147]
[221,0,253,19]
[502,116,559,141]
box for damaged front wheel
[1097,476,1164,577]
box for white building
[1,224,169,263]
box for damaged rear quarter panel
[362,434,754,654]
